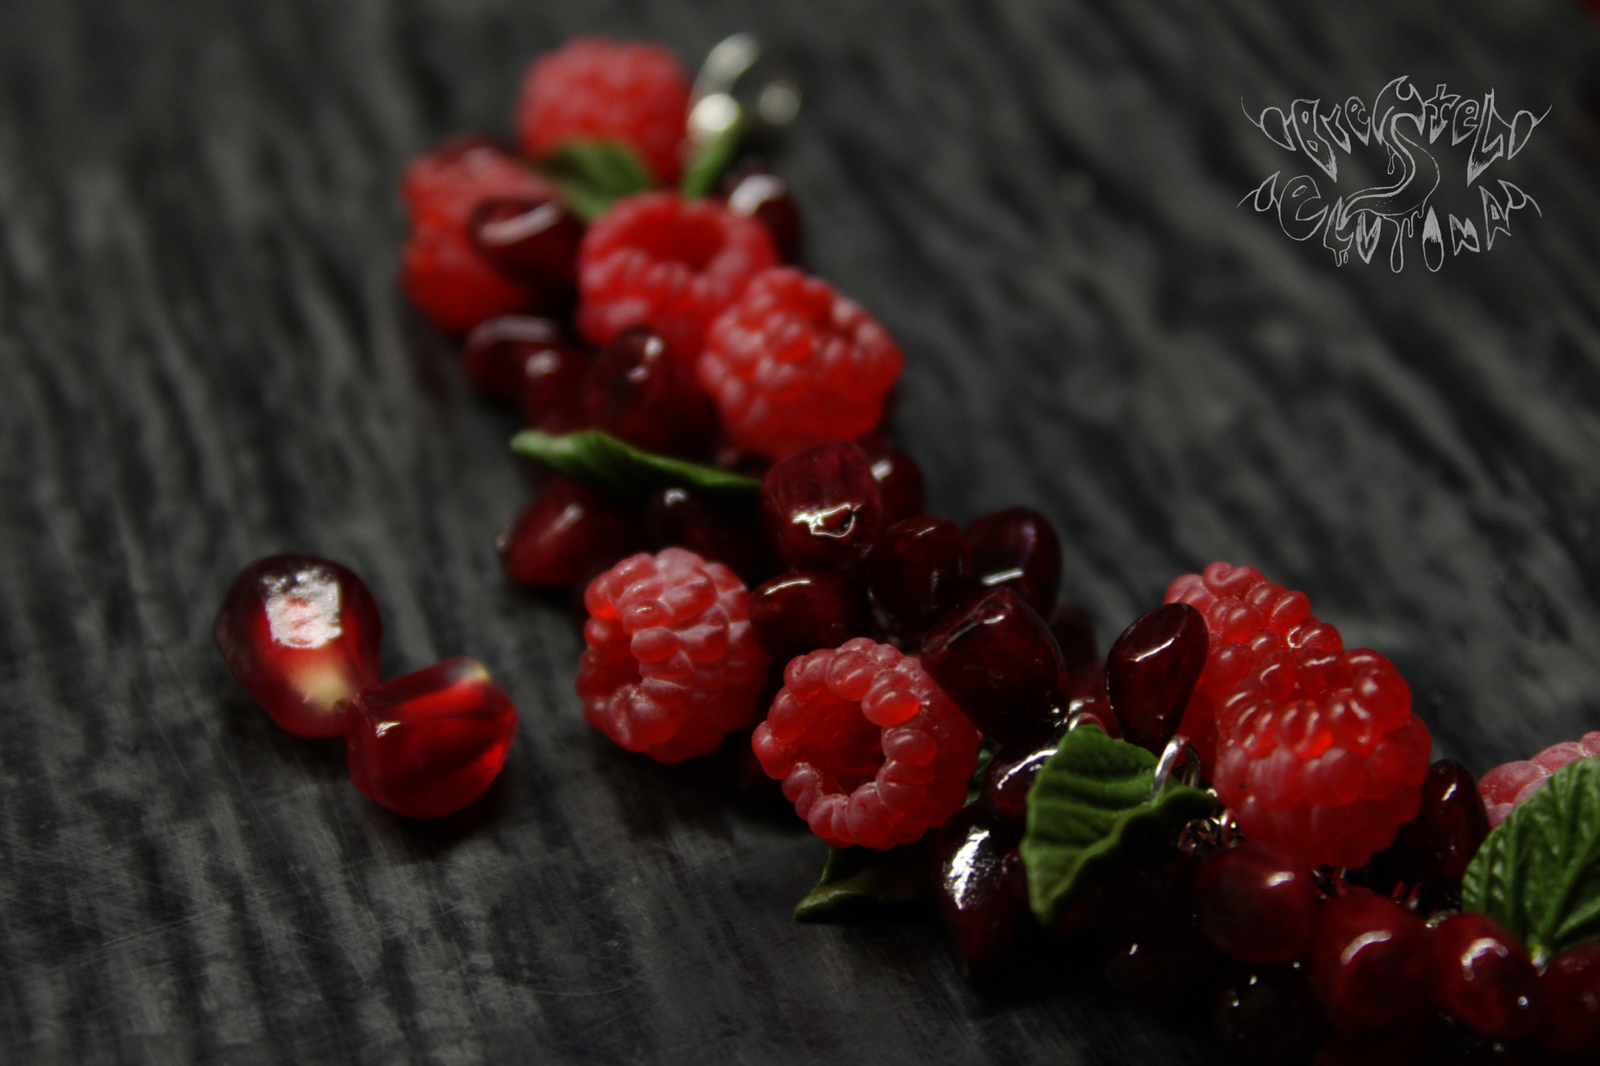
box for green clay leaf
[680,115,746,200]
[794,835,936,922]
[967,737,1000,806]
[1021,726,1219,926]
[540,140,654,221]
[1463,756,1600,959]
[509,429,761,502]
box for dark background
[3,0,1599,1062]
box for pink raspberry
[517,37,690,186]
[577,549,769,764]
[698,268,905,460]
[1480,732,1600,828]
[577,192,777,363]
[752,638,980,849]
[401,136,554,230]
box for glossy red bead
[1433,912,1541,1039]
[867,515,963,638]
[1212,967,1324,1065]
[519,338,594,434]
[214,555,383,738]
[760,441,883,570]
[920,587,1063,742]
[721,160,804,264]
[856,434,926,527]
[748,570,871,664]
[345,656,517,819]
[1308,888,1435,1033]
[979,720,1066,826]
[1106,602,1208,754]
[1376,759,1491,904]
[1538,940,1600,1059]
[1195,842,1319,966]
[933,803,1026,981]
[582,325,716,457]
[646,487,774,587]
[498,477,645,588]
[960,507,1062,619]
[468,194,584,287]
[1049,602,1098,673]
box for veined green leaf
[509,429,761,502]
[794,836,935,922]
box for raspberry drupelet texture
[752,638,981,849]
[698,268,905,460]
[577,192,777,362]
[517,38,691,186]
[1479,731,1600,827]
[1168,562,1432,870]
[402,136,556,230]
[577,548,769,763]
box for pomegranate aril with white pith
[1049,602,1098,673]
[760,441,883,570]
[583,325,716,458]
[345,656,517,819]
[934,804,1027,981]
[214,554,384,738]
[646,487,774,587]
[1537,940,1600,1059]
[1432,911,1542,1040]
[468,195,583,288]
[856,434,926,527]
[1194,842,1318,966]
[867,515,963,640]
[920,586,1065,743]
[1308,888,1435,1033]
[498,476,645,588]
[1106,602,1208,754]
[749,570,871,664]
[960,507,1063,619]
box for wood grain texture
[2,0,1599,1061]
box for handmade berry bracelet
[214,33,1600,1065]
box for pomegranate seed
[1195,842,1319,966]
[468,195,583,287]
[760,441,883,570]
[748,570,872,664]
[461,316,569,404]
[1106,602,1208,754]
[867,515,963,639]
[498,476,645,588]
[582,326,716,458]
[1433,912,1542,1039]
[345,656,517,819]
[1049,602,1098,673]
[1538,940,1600,1059]
[934,803,1027,981]
[920,587,1064,742]
[856,434,926,526]
[1308,888,1435,1032]
[214,555,383,738]
[979,719,1068,826]
[1366,759,1490,907]
[721,159,804,264]
[645,487,774,587]
[1212,967,1324,1065]
[960,507,1063,619]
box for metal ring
[1151,734,1202,795]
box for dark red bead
[1213,967,1324,1065]
[979,720,1067,826]
[1309,1016,1447,1066]
[1104,928,1229,1013]
[961,507,1063,618]
[933,804,1026,981]
[760,441,883,570]
[1433,912,1541,1040]
[1060,659,1118,737]
[920,587,1064,742]
[1195,842,1319,966]
[461,315,568,405]
[1538,940,1600,1059]
[855,434,926,526]
[468,195,584,287]
[1308,889,1435,1033]
[1370,759,1490,905]
[1049,602,1098,673]
[519,338,593,434]
[582,325,716,457]
[748,570,871,664]
[645,487,774,587]
[498,477,645,588]
[214,555,383,738]
[1094,849,1203,950]
[1107,602,1209,754]
[345,656,517,819]
[867,515,963,638]
[721,161,804,264]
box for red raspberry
[401,219,535,334]
[577,549,769,764]
[517,37,690,186]
[401,136,554,230]
[577,192,777,362]
[698,268,906,460]
[752,638,981,849]
[1169,562,1433,870]
[1479,731,1600,827]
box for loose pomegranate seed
[856,434,926,526]
[933,804,1027,981]
[921,587,1064,742]
[960,507,1063,619]
[979,719,1068,826]
[345,656,517,819]
[214,555,383,738]
[867,515,963,640]
[1308,888,1435,1033]
[1195,842,1319,966]
[646,487,774,587]
[1106,602,1209,754]
[468,195,583,287]
[1433,912,1542,1040]
[498,476,645,588]
[748,570,872,664]
[1366,759,1490,907]
[1538,940,1600,1059]
[721,159,805,264]
[1049,602,1098,673]
[582,326,716,458]
[1212,967,1324,1065]
[760,442,884,570]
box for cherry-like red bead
[345,656,517,819]
[933,803,1026,981]
[961,507,1062,618]
[519,339,593,434]
[920,587,1064,742]
[856,434,926,527]
[582,326,715,457]
[1106,602,1208,754]
[1049,603,1098,673]
[646,487,774,587]
[721,161,804,264]
[760,441,883,570]
[979,720,1065,826]
[748,570,871,664]
[461,315,569,405]
[214,555,383,738]
[867,515,963,638]
[1433,912,1541,1040]
[1195,842,1319,966]
[498,477,644,588]
[1308,888,1435,1033]
[1373,759,1490,905]
[468,195,583,287]
[1538,940,1600,1059]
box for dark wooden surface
[4,0,1600,1062]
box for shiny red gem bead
[460,316,574,406]
[748,569,871,665]
[1308,888,1435,1033]
[645,487,774,587]
[1432,911,1541,1040]
[960,508,1063,619]
[760,441,884,570]
[345,656,517,819]
[856,433,927,527]
[920,587,1064,743]
[867,515,964,640]
[933,804,1026,981]
[582,325,716,457]
[721,159,805,264]
[578,549,769,763]
[1538,940,1600,1059]
[497,476,645,589]
[468,195,583,288]
[215,555,383,738]
[1194,841,1319,966]
[1106,602,1208,754]
[752,637,980,848]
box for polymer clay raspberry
[401,136,556,231]
[577,192,777,361]
[1479,731,1600,827]
[577,548,769,763]
[517,37,691,186]
[1169,562,1432,870]
[752,638,981,849]
[698,268,905,460]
